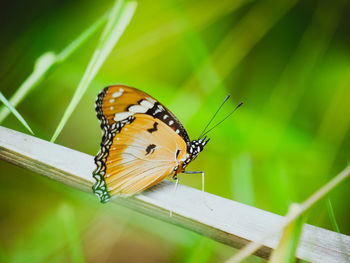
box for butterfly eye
[176,149,180,158]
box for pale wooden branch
[0,126,349,262]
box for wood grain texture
[0,126,349,262]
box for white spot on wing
[176,129,180,134]
[112,88,124,98]
[169,120,174,125]
[163,115,168,120]
[128,105,148,113]
[110,99,115,103]
[146,97,156,103]
[140,100,154,109]
[114,112,134,121]
[154,105,164,114]
[110,106,114,110]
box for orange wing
[93,85,210,203]
[96,84,191,143]
[97,84,157,127]
[93,113,187,202]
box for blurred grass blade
[59,204,85,263]
[7,203,93,263]
[0,91,34,134]
[231,153,255,206]
[0,52,56,123]
[0,12,110,124]
[327,198,340,233]
[50,0,137,142]
[269,204,303,263]
[327,198,350,263]
[56,12,110,62]
[170,0,299,126]
[226,165,350,263]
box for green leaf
[50,0,137,142]
[0,91,34,134]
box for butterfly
[92,84,242,203]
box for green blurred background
[1,0,349,262]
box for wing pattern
[98,85,190,144]
[93,85,188,202]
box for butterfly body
[93,85,209,203]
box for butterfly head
[181,136,210,170]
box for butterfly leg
[170,177,179,217]
[183,171,212,211]
[183,171,205,193]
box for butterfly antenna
[198,95,231,139]
[200,102,243,138]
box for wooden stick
[0,126,349,262]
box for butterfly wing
[97,84,191,144]
[93,85,188,202]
